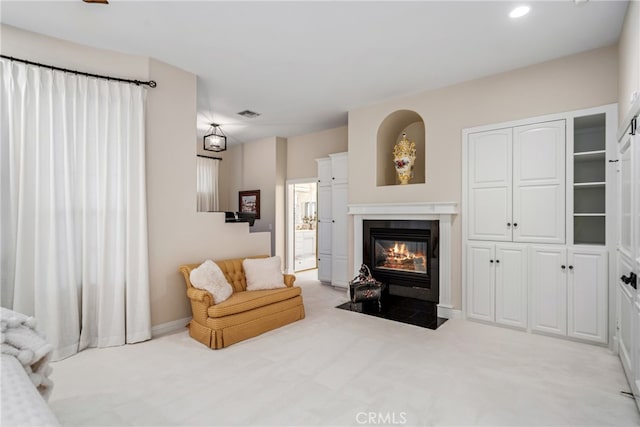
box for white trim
[348,202,458,319]
[151,316,192,338]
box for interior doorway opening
[286,180,318,275]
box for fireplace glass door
[374,239,428,274]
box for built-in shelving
[573,113,606,245]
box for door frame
[285,178,318,274]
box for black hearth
[363,220,439,302]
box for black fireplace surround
[363,220,439,303]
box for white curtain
[196,156,220,212]
[0,59,151,360]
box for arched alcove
[376,110,426,186]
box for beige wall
[221,136,284,257]
[1,25,271,328]
[619,0,640,121]
[287,126,348,179]
[348,45,618,311]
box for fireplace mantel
[348,202,458,319]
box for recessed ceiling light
[509,5,530,18]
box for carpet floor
[49,271,640,426]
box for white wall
[1,24,271,327]
[348,45,618,311]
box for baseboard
[151,316,192,338]
[437,304,462,319]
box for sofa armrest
[186,287,214,305]
[284,274,296,288]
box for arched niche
[376,110,426,186]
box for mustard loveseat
[178,256,305,349]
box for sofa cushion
[207,287,301,318]
[243,256,286,290]
[189,260,233,304]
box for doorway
[286,180,318,274]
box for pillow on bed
[189,260,233,304]
[243,256,286,291]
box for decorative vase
[393,133,416,185]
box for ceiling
[0,1,629,144]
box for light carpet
[49,272,640,426]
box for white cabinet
[530,246,607,343]
[316,158,332,283]
[513,121,566,244]
[463,104,617,346]
[466,242,527,329]
[567,249,608,342]
[468,129,513,241]
[316,152,349,288]
[530,246,567,336]
[468,120,565,244]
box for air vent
[237,110,261,118]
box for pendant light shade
[203,123,227,152]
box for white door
[466,242,495,322]
[619,275,634,376]
[567,249,607,343]
[620,136,633,259]
[468,129,513,241]
[513,120,566,244]
[495,244,528,329]
[530,246,567,336]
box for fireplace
[363,220,439,302]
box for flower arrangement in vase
[393,133,416,185]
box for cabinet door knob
[507,222,511,227]
[490,260,494,263]
[561,265,566,270]
[568,265,573,270]
[495,260,500,264]
[332,177,335,180]
[513,223,518,228]
[332,220,335,223]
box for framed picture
[239,190,261,219]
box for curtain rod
[0,54,157,88]
[197,154,223,161]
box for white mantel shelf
[349,202,457,216]
[348,202,459,319]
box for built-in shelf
[573,113,606,245]
[574,182,606,188]
[574,150,605,161]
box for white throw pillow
[243,256,286,291]
[189,260,233,304]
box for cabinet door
[318,254,332,283]
[513,121,566,244]
[331,183,349,288]
[530,246,567,336]
[316,158,332,186]
[466,242,495,322]
[330,153,348,184]
[317,185,332,253]
[468,129,513,241]
[567,249,607,343]
[495,244,528,329]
